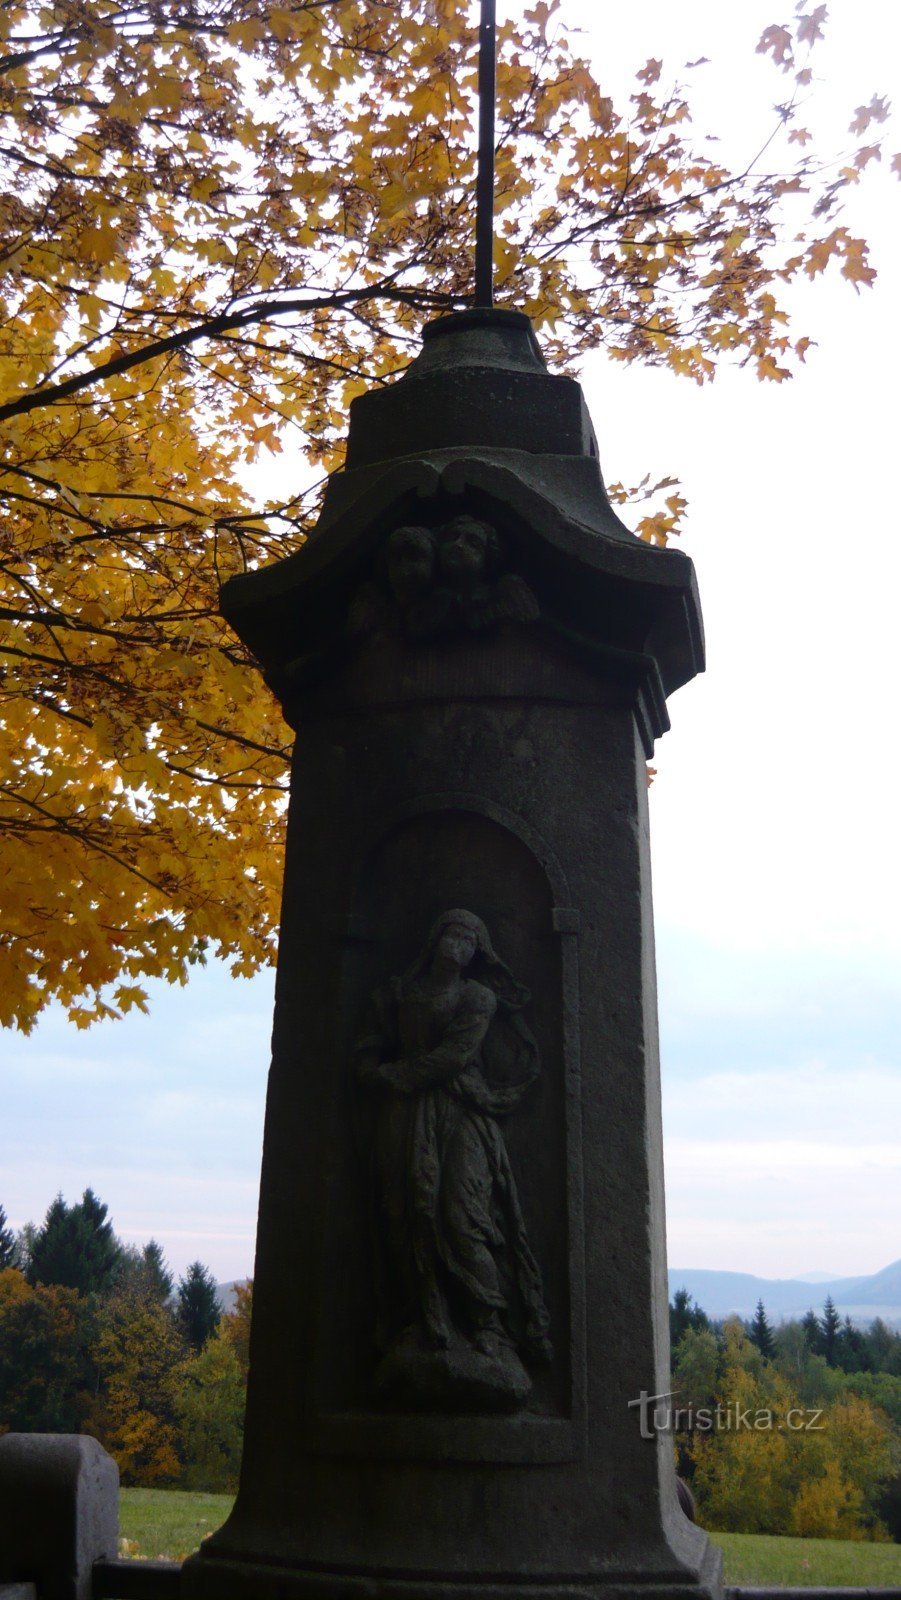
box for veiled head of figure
[425,908,492,973]
[401,909,529,1013]
[434,920,480,971]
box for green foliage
[0,1193,244,1490]
[673,1326,721,1413]
[177,1262,221,1354]
[801,1308,824,1358]
[142,1241,175,1304]
[668,1292,901,1540]
[177,1329,246,1493]
[14,1222,36,1278]
[28,1188,121,1296]
[792,1298,898,1378]
[774,1330,833,1409]
[835,1315,868,1374]
[837,1370,901,1431]
[821,1296,842,1367]
[865,1319,901,1378]
[114,1239,175,1304]
[0,1268,90,1431]
[670,1287,710,1353]
[876,1472,901,1544]
[684,1318,895,1540]
[0,1207,18,1270]
[86,1288,187,1486]
[774,1319,812,1385]
[749,1299,776,1361]
[220,1280,253,1383]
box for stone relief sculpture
[347,515,539,643]
[354,909,552,1412]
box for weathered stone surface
[0,1434,118,1600]
[220,309,704,721]
[374,1327,534,1413]
[183,310,720,1600]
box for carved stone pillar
[183,310,721,1600]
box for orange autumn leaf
[0,0,891,1030]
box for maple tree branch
[194,719,289,763]
[161,758,288,791]
[0,283,456,424]
[0,27,77,75]
[1,457,257,534]
[27,692,93,730]
[0,784,172,896]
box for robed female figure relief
[354,909,551,1411]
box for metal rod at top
[474,0,497,308]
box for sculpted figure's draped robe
[355,969,550,1360]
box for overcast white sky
[2,0,898,1288]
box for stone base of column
[184,1533,723,1600]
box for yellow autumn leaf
[0,0,887,1030]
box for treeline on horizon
[2,1193,900,1539]
[668,1287,901,1543]
[0,1192,248,1491]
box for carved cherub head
[436,515,502,593]
[385,524,436,605]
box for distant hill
[667,1258,901,1325]
[216,1278,249,1313]
[215,1265,901,1326]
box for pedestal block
[0,1435,118,1600]
[183,310,720,1600]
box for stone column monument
[183,306,722,1600]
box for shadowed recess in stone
[354,908,551,1412]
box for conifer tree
[801,1308,823,1356]
[110,1237,176,1303]
[176,1261,221,1354]
[820,1295,842,1367]
[865,1318,901,1377]
[27,1194,68,1287]
[28,1189,120,1295]
[836,1314,867,1374]
[14,1223,36,1278]
[141,1241,175,1305]
[0,1206,18,1270]
[670,1288,710,1356]
[748,1299,775,1360]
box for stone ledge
[84,1564,901,1600]
[92,1558,181,1600]
[729,1589,901,1599]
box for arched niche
[314,798,585,1455]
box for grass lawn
[120,1490,901,1586]
[708,1530,901,1588]
[119,1489,234,1562]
